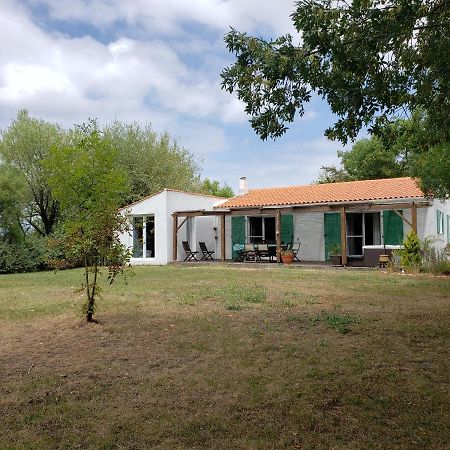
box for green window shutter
[436,210,440,234]
[383,210,404,245]
[281,214,294,244]
[324,212,341,261]
[231,216,245,259]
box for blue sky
[1,0,348,191]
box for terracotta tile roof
[217,177,425,209]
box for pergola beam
[177,217,188,231]
[172,213,178,261]
[392,209,413,229]
[340,206,347,266]
[275,209,281,263]
[220,214,226,262]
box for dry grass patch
[0,266,449,449]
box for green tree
[340,137,405,180]
[103,121,202,205]
[221,1,450,195]
[0,110,67,235]
[316,165,351,184]
[0,168,29,242]
[317,135,406,183]
[317,110,450,196]
[45,121,131,322]
[200,178,234,197]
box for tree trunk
[85,254,98,323]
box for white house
[121,178,450,266]
[119,189,226,265]
[214,177,450,265]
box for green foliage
[328,243,341,256]
[420,239,450,274]
[103,121,202,205]
[400,231,422,270]
[222,1,450,143]
[322,312,358,335]
[200,178,234,198]
[0,110,66,235]
[317,135,405,184]
[339,137,405,180]
[415,142,450,199]
[0,167,29,242]
[44,120,131,321]
[0,235,48,274]
[317,165,350,184]
[222,1,450,196]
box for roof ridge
[120,188,228,210]
[247,176,417,193]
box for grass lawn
[1,265,449,449]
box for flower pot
[281,254,294,264]
[330,255,342,266]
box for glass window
[145,216,155,258]
[132,215,155,258]
[133,217,143,257]
[437,210,444,234]
[248,216,276,243]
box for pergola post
[220,214,226,262]
[340,206,347,266]
[276,209,281,263]
[411,203,417,234]
[172,213,178,262]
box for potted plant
[281,248,295,264]
[329,243,342,266]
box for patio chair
[182,241,198,261]
[256,243,269,262]
[233,244,245,262]
[244,243,257,261]
[292,242,301,262]
[199,241,214,260]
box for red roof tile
[217,177,424,209]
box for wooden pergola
[172,199,429,265]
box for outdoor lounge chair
[182,241,198,261]
[199,241,214,260]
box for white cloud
[204,136,345,190]
[27,0,298,36]
[0,2,244,130]
[1,0,337,188]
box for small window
[447,215,450,243]
[437,210,444,234]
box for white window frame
[247,216,275,243]
[437,210,444,235]
[132,214,155,259]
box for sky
[1,0,348,192]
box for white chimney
[239,176,249,195]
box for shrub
[400,231,421,270]
[420,239,449,274]
[0,236,48,274]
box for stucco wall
[120,190,221,265]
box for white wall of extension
[119,190,224,265]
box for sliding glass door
[132,215,155,258]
